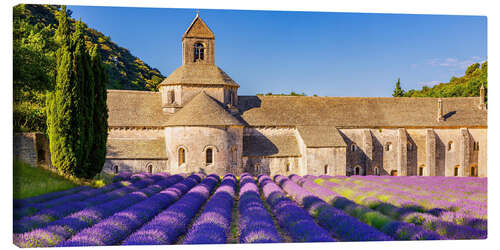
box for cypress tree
[88,44,108,177]
[392,78,405,97]
[47,7,97,178]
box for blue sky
[69,6,487,97]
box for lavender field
[13,172,487,247]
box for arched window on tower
[194,43,205,62]
[178,147,186,166]
[168,90,175,104]
[206,148,213,165]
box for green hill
[13,4,166,132]
[398,61,487,103]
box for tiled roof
[243,134,300,157]
[238,96,487,128]
[297,126,347,147]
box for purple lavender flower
[59,174,203,246]
[13,175,185,248]
[238,173,282,243]
[283,175,392,241]
[183,174,237,244]
[122,174,219,245]
[258,175,335,242]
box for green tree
[87,44,109,177]
[392,78,405,97]
[47,7,97,178]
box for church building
[103,15,488,177]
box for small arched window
[168,90,175,104]
[391,170,398,176]
[354,166,361,175]
[374,167,380,176]
[324,165,328,175]
[231,146,237,164]
[178,148,186,166]
[385,142,392,151]
[114,165,119,174]
[194,43,205,62]
[286,163,291,172]
[255,163,260,173]
[206,148,213,165]
[470,165,478,177]
[454,165,460,176]
[147,164,153,174]
[448,141,453,151]
[418,165,425,176]
[351,144,358,152]
[473,141,480,151]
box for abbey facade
[102,15,487,177]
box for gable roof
[297,126,347,147]
[238,96,487,128]
[107,90,169,127]
[183,14,215,39]
[159,64,239,87]
[165,91,243,126]
[106,138,167,159]
[243,135,301,157]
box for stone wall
[164,125,243,175]
[13,132,52,167]
[103,159,169,174]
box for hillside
[14,4,165,91]
[13,4,166,132]
[400,61,487,103]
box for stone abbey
[16,14,487,177]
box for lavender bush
[258,175,335,242]
[122,174,220,245]
[183,174,237,244]
[58,174,203,246]
[238,173,282,243]
[13,174,184,248]
[281,175,392,241]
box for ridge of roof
[107,89,160,94]
[182,15,215,39]
[165,91,243,126]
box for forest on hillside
[393,61,487,103]
[14,4,166,132]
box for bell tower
[182,13,215,65]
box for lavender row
[123,174,220,245]
[13,175,184,248]
[59,174,204,246]
[299,176,442,240]
[281,175,392,241]
[183,174,237,244]
[14,175,145,220]
[13,175,159,233]
[112,171,132,182]
[258,175,335,242]
[14,186,92,209]
[401,212,486,239]
[238,173,282,243]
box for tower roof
[165,91,243,126]
[159,64,239,87]
[183,14,215,40]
